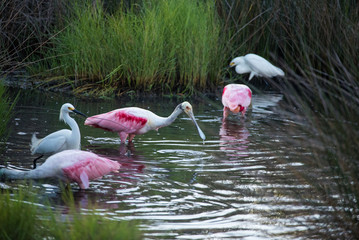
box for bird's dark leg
[223,107,229,121]
[33,155,44,169]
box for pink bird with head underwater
[0,150,120,189]
[222,84,252,121]
[84,101,206,143]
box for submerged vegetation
[1,0,359,238]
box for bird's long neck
[154,106,183,128]
[0,168,44,180]
[63,113,81,142]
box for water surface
[1,89,339,239]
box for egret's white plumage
[230,53,284,80]
[30,103,86,168]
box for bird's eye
[68,107,74,111]
[186,106,190,110]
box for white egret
[31,103,87,168]
[230,53,284,80]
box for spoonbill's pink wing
[85,109,147,134]
[222,84,252,111]
[62,155,120,189]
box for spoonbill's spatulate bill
[222,84,252,121]
[0,150,120,189]
[30,103,87,168]
[84,101,206,143]
[229,53,284,80]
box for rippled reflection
[0,90,343,239]
[219,120,250,157]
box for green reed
[217,1,358,237]
[32,0,225,96]
[269,53,359,238]
[0,187,142,240]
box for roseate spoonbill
[222,84,252,120]
[0,150,120,189]
[84,101,206,143]
[230,53,284,80]
[31,103,87,168]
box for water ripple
[1,92,341,239]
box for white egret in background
[0,150,120,189]
[230,53,284,80]
[84,101,206,143]
[31,103,87,168]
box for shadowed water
[1,89,340,239]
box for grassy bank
[30,0,225,96]
[2,0,357,95]
[0,187,142,239]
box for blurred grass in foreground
[0,187,142,240]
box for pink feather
[62,152,121,189]
[222,84,252,120]
[0,150,120,190]
[84,109,147,133]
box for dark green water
[1,89,341,239]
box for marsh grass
[265,27,359,240]
[0,188,41,240]
[30,0,225,96]
[268,56,359,238]
[0,84,18,146]
[0,186,142,240]
[216,0,358,78]
[0,0,67,72]
[217,1,359,237]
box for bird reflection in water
[219,120,250,158]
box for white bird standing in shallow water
[229,53,285,80]
[0,150,120,189]
[31,103,87,168]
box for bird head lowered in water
[59,103,87,122]
[178,101,206,141]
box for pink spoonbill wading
[229,53,284,80]
[84,101,206,143]
[30,103,87,169]
[222,84,252,121]
[0,150,120,189]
